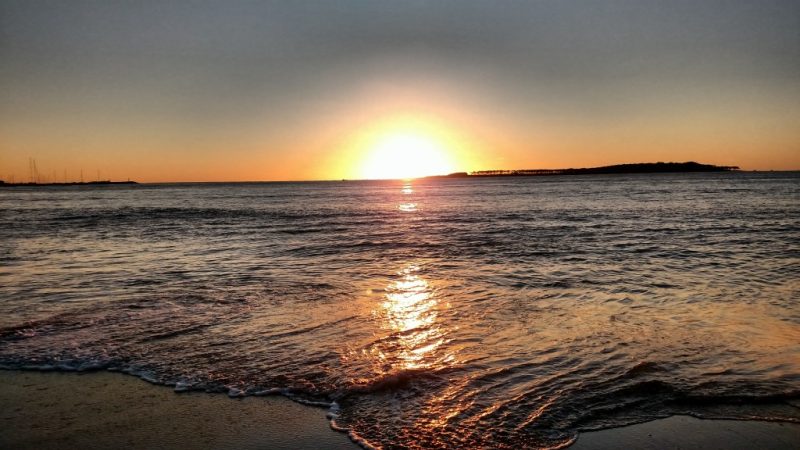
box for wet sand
[0,370,358,449]
[571,414,800,449]
[2,370,798,449]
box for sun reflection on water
[376,265,451,371]
[398,202,418,212]
[398,182,418,212]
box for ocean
[1,172,798,448]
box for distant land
[0,180,138,187]
[436,162,740,178]
[0,162,742,185]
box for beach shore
[0,370,358,449]
[2,370,798,449]
[571,414,800,449]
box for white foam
[327,405,379,450]
[326,401,340,419]
[119,367,160,384]
[227,387,246,397]
[253,387,286,396]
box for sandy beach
[572,415,800,450]
[0,370,358,450]
[2,370,798,449]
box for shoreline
[571,414,800,449]
[4,170,799,187]
[0,370,359,450]
[1,369,798,449]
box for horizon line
[5,170,800,185]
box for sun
[360,131,455,180]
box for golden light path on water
[398,203,418,212]
[398,181,418,212]
[368,181,452,374]
[380,265,450,371]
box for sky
[1,0,798,182]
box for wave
[2,173,799,448]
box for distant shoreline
[0,180,137,187]
[432,162,739,178]
[0,163,772,186]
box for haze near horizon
[1,1,798,182]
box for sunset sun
[360,132,455,180]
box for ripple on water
[0,173,799,448]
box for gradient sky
[1,0,798,182]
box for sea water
[1,172,798,448]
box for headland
[436,161,739,178]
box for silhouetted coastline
[0,180,138,187]
[436,162,739,178]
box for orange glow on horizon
[359,131,454,180]
[326,114,486,181]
